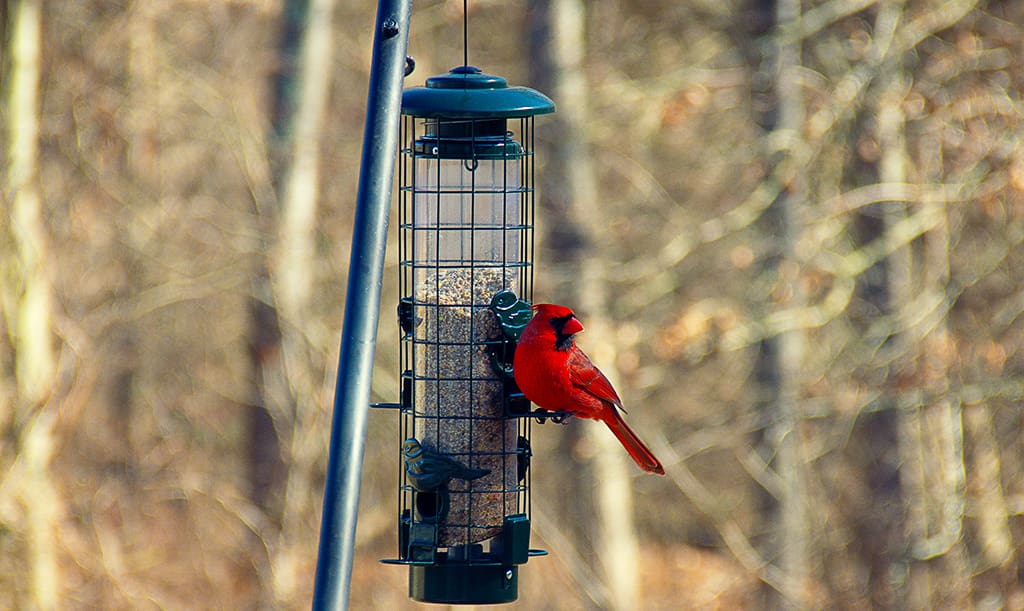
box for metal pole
[312,1,411,609]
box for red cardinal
[513,304,665,475]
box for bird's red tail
[602,411,665,475]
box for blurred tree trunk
[246,0,306,520]
[878,70,926,611]
[962,403,1012,568]
[244,0,300,565]
[837,8,904,608]
[1,0,59,608]
[754,0,810,606]
[115,0,160,487]
[881,33,968,605]
[874,20,917,606]
[935,84,1014,582]
[256,0,338,604]
[528,1,641,609]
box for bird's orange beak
[563,315,584,335]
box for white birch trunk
[3,1,59,608]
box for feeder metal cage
[382,66,553,604]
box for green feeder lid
[402,66,555,119]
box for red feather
[568,348,624,412]
[514,304,665,475]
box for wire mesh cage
[399,112,535,546]
[382,66,553,604]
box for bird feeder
[379,65,553,604]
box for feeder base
[409,562,517,604]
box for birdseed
[413,266,520,545]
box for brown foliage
[2,0,1023,608]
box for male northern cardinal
[513,304,665,475]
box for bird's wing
[567,347,625,412]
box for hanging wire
[463,0,469,67]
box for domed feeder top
[402,66,555,119]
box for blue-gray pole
[312,1,411,609]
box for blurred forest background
[2,0,1024,609]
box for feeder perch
[378,65,553,604]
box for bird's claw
[534,410,574,425]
